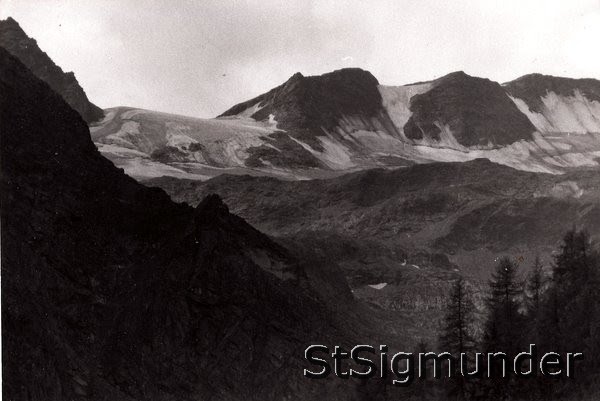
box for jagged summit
[219,67,381,123]
[0,17,103,123]
[288,71,305,80]
[438,70,470,79]
[2,16,19,27]
[195,193,230,219]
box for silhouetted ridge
[0,46,354,401]
[196,193,230,214]
[0,17,103,123]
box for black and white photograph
[1,1,599,400]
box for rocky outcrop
[220,68,384,136]
[503,73,600,134]
[0,17,103,123]
[218,68,401,169]
[505,73,600,114]
[404,71,537,147]
[222,69,540,152]
[0,47,361,400]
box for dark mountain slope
[218,68,401,168]
[150,159,600,282]
[0,16,103,123]
[219,68,388,137]
[221,69,539,150]
[0,47,365,400]
[149,164,600,350]
[404,71,537,146]
[504,73,600,113]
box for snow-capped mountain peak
[90,69,600,180]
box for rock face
[0,17,103,123]
[504,73,600,134]
[220,69,384,132]
[404,71,537,146]
[218,68,402,169]
[0,47,364,400]
[505,73,600,114]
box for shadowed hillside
[0,46,386,401]
[0,17,103,123]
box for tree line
[437,229,600,400]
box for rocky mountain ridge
[2,17,599,180]
[0,46,383,401]
[92,68,600,180]
[0,17,103,123]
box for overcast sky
[2,0,599,118]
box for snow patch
[290,135,356,170]
[368,282,388,290]
[120,109,146,120]
[378,83,433,139]
[509,91,600,134]
[317,136,355,169]
[541,90,600,133]
[267,113,278,129]
[115,157,210,180]
[165,123,200,149]
[549,181,584,198]
[93,107,281,171]
[236,101,264,118]
[96,143,148,158]
[103,121,145,149]
[412,122,470,150]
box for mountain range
[89,67,600,180]
[89,66,600,181]
[3,18,599,181]
[2,16,600,400]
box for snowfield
[91,84,600,181]
[378,82,433,141]
[509,91,600,134]
[91,107,285,180]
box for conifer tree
[525,256,543,317]
[484,257,523,354]
[524,255,544,348]
[551,231,600,374]
[413,339,433,401]
[482,257,524,399]
[536,230,600,396]
[439,277,475,400]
